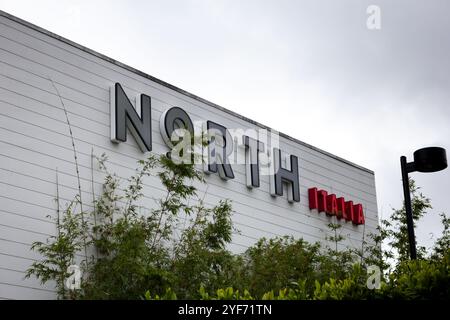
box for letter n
[111,83,152,152]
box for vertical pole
[400,156,417,260]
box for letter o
[160,107,194,147]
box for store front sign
[110,82,365,225]
[308,187,365,225]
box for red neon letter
[352,204,365,225]
[326,194,338,216]
[308,188,318,210]
[344,201,354,221]
[318,190,328,212]
[336,197,345,220]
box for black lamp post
[400,147,447,260]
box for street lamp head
[413,147,447,173]
[400,146,447,260]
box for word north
[110,82,300,203]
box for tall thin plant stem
[361,207,367,264]
[55,168,65,298]
[49,77,88,263]
[56,168,61,237]
[91,147,99,259]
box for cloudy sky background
[1,0,449,250]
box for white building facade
[0,11,378,300]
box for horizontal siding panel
[0,252,36,273]
[0,82,109,123]
[0,210,55,236]
[0,225,48,246]
[0,283,55,300]
[0,238,48,261]
[0,191,55,222]
[0,268,56,292]
[0,43,108,100]
[0,86,110,137]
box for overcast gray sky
[1,0,449,250]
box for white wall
[0,11,378,300]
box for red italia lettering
[308,188,318,210]
[307,187,365,225]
